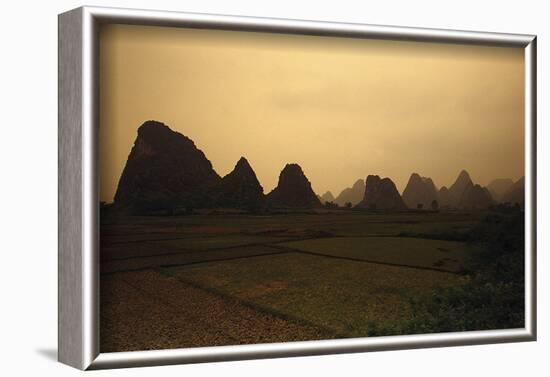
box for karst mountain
[216,157,265,210]
[112,121,518,214]
[356,175,407,210]
[501,177,525,207]
[438,170,494,209]
[334,179,365,207]
[402,173,439,210]
[114,120,220,212]
[266,164,322,208]
[487,178,514,201]
[319,191,335,204]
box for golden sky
[99,24,524,203]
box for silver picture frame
[58,6,537,370]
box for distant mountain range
[333,179,365,207]
[487,178,514,201]
[500,177,525,205]
[112,121,524,213]
[437,170,494,210]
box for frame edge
[58,5,538,370]
[58,6,85,370]
[524,36,537,341]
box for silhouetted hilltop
[501,177,525,207]
[320,191,335,204]
[266,164,322,208]
[448,170,474,207]
[487,178,514,202]
[438,170,495,209]
[334,179,365,206]
[114,120,220,212]
[112,121,518,214]
[356,175,406,210]
[216,157,264,210]
[458,184,494,209]
[402,173,439,209]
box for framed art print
[58,6,537,370]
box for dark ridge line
[263,244,464,275]
[158,270,342,339]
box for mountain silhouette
[319,191,335,204]
[112,121,516,214]
[440,170,495,209]
[334,179,365,206]
[458,184,494,209]
[487,178,514,202]
[501,177,525,207]
[114,120,220,212]
[356,175,406,210]
[216,157,264,210]
[266,164,322,208]
[402,173,439,209]
[448,170,474,207]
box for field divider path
[263,243,464,275]
[158,269,344,339]
[101,235,334,261]
[158,250,293,269]
[101,236,329,274]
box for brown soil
[100,269,329,352]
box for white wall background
[0,0,547,375]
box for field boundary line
[264,244,464,275]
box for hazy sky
[99,24,524,202]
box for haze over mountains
[112,121,524,213]
[319,191,335,204]
[333,179,365,207]
[402,173,438,209]
[487,178,514,201]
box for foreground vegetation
[368,210,525,335]
[100,208,525,350]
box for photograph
[98,23,526,353]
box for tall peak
[458,170,471,180]
[217,157,264,209]
[266,163,321,208]
[234,156,253,172]
[114,120,220,212]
